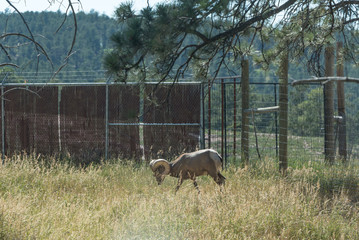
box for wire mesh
[203,78,359,166]
[0,80,201,163]
[247,83,279,162]
[2,70,359,166]
[288,84,324,162]
[142,84,201,161]
[203,78,279,165]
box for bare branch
[50,0,78,81]
[333,1,359,9]
[5,0,47,72]
[185,29,209,43]
[0,33,52,64]
[0,44,11,61]
[205,0,297,45]
[66,0,77,57]
[1,87,41,100]
[343,17,359,24]
[0,63,19,68]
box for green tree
[0,11,117,81]
[104,0,359,82]
[0,0,80,79]
[289,87,323,136]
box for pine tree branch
[201,0,297,47]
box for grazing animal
[150,149,226,193]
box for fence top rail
[215,75,241,80]
[292,76,359,86]
[0,80,285,87]
[0,81,202,87]
[244,106,280,114]
[108,122,200,126]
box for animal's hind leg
[193,179,200,194]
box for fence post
[224,80,227,166]
[1,82,4,164]
[208,79,211,148]
[336,41,347,163]
[274,83,278,157]
[241,59,249,167]
[324,45,335,164]
[221,79,224,161]
[278,51,288,173]
[221,79,228,166]
[200,83,205,149]
[105,80,109,160]
[57,86,62,153]
[233,78,237,158]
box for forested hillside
[0,11,117,76]
[1,11,359,148]
[0,11,358,83]
[0,11,310,83]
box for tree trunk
[336,42,347,163]
[324,46,335,164]
[278,51,288,173]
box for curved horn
[150,159,170,175]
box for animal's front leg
[175,177,183,194]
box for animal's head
[149,159,170,185]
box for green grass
[206,129,327,165]
[0,154,358,239]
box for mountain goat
[150,149,226,193]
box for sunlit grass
[0,154,358,239]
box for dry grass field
[0,154,358,239]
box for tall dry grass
[0,155,358,239]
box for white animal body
[150,149,226,193]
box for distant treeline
[0,11,117,74]
[1,11,358,84]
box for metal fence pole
[105,80,109,160]
[223,81,227,166]
[1,74,9,163]
[233,78,237,158]
[1,83,4,164]
[241,59,250,167]
[208,80,211,148]
[200,83,205,149]
[274,83,278,157]
[221,79,224,162]
[57,87,62,153]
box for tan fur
[150,149,226,193]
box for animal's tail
[209,149,224,169]
[218,153,224,169]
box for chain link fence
[0,74,202,164]
[203,78,279,166]
[2,70,359,166]
[203,77,359,166]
